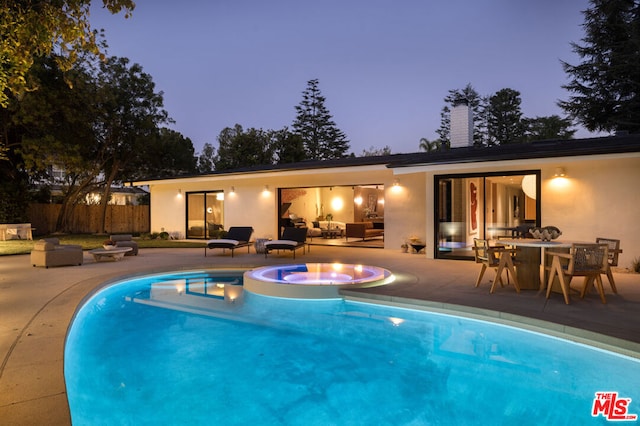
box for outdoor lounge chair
[264,227,308,259]
[204,226,254,257]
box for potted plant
[325,213,333,229]
[103,239,116,250]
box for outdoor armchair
[596,237,622,294]
[110,234,138,256]
[546,243,608,304]
[473,238,520,294]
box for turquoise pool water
[64,270,640,425]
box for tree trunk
[54,176,96,233]
[98,161,120,234]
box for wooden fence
[28,204,150,236]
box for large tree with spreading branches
[0,0,135,158]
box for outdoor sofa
[30,238,83,268]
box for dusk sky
[89,0,599,156]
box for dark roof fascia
[137,153,418,183]
[133,135,640,184]
[387,134,640,169]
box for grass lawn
[0,234,206,256]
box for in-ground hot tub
[244,263,394,299]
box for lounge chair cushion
[207,239,240,246]
[264,239,298,247]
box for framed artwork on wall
[469,180,479,235]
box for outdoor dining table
[497,239,576,291]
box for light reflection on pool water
[64,270,640,425]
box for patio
[1,245,639,424]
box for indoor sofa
[345,222,384,242]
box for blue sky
[89,0,598,155]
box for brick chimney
[450,101,473,148]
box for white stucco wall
[384,172,427,250]
[541,155,640,269]
[414,153,640,266]
[140,152,639,268]
[144,166,397,243]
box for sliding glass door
[435,172,539,260]
[186,191,224,239]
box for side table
[254,238,271,254]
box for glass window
[435,173,539,260]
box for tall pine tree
[559,0,640,133]
[292,79,350,160]
[486,88,525,145]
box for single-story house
[131,133,640,269]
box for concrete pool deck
[1,245,640,425]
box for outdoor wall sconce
[263,185,270,193]
[391,179,401,194]
[354,196,363,205]
[554,167,566,177]
[177,189,183,198]
[230,186,235,194]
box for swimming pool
[64,270,640,425]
